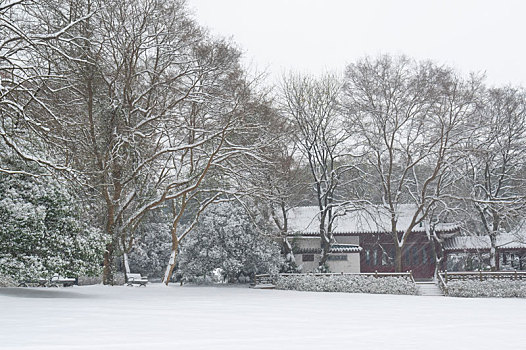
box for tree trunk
[282,237,295,263]
[163,237,179,285]
[102,238,116,285]
[319,232,331,270]
[489,233,497,271]
[431,235,444,278]
[318,210,331,270]
[394,244,403,272]
[123,252,131,280]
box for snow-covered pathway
[0,284,524,350]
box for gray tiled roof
[295,244,362,254]
[287,205,459,236]
[444,234,526,251]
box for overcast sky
[188,0,526,87]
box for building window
[373,249,378,266]
[404,248,411,265]
[302,254,314,262]
[422,247,428,265]
[365,249,370,265]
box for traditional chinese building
[287,205,460,279]
[443,233,526,271]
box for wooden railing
[439,270,526,283]
[254,271,415,286]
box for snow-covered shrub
[280,257,300,273]
[177,202,281,283]
[275,274,419,295]
[447,280,526,298]
[113,272,125,285]
[0,172,106,281]
[128,208,172,278]
[0,274,17,287]
[77,275,102,286]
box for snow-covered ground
[1,284,525,350]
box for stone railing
[439,270,526,283]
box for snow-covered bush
[280,257,300,273]
[177,202,281,283]
[113,272,125,286]
[0,172,106,281]
[447,280,526,298]
[0,274,17,287]
[128,209,172,278]
[77,275,103,286]
[275,274,419,295]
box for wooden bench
[126,273,148,287]
[18,276,77,287]
[49,275,77,287]
[18,278,49,287]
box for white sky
[187,0,526,87]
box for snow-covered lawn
[1,284,525,350]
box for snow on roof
[444,233,526,251]
[287,205,459,236]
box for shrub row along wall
[275,274,418,295]
[447,280,526,298]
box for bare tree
[237,100,311,267]
[28,0,266,284]
[265,146,309,266]
[343,55,481,272]
[0,0,92,174]
[461,86,526,270]
[159,70,265,284]
[281,73,360,268]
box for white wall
[327,253,360,273]
[297,252,360,273]
[294,236,361,273]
